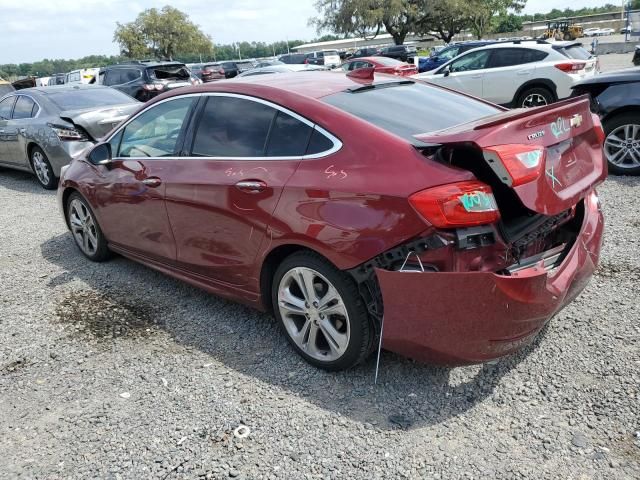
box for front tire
[517,87,554,108]
[30,146,57,189]
[66,192,111,261]
[603,113,640,175]
[272,251,373,371]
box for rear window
[324,50,339,56]
[47,88,135,110]
[323,81,499,142]
[555,45,592,60]
[374,57,404,66]
[149,65,190,80]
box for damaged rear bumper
[376,191,603,365]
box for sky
[0,0,622,64]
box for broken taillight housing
[409,181,500,228]
[483,144,546,186]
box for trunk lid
[59,103,139,140]
[414,96,606,216]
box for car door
[90,96,198,262]
[164,94,308,287]
[3,95,38,167]
[427,49,491,98]
[481,48,546,105]
[0,96,17,162]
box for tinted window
[306,129,334,155]
[0,96,15,119]
[104,70,122,86]
[323,82,499,142]
[556,45,592,60]
[192,96,276,157]
[121,68,141,83]
[266,112,313,156]
[149,65,190,81]
[47,88,134,110]
[449,50,491,72]
[118,97,194,158]
[12,96,36,119]
[490,48,548,68]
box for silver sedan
[0,85,139,189]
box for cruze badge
[528,130,545,141]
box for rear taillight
[409,181,500,228]
[142,83,164,91]
[49,124,88,142]
[554,61,586,72]
[202,68,212,74]
[593,118,606,144]
[483,144,546,187]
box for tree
[421,0,469,43]
[311,0,425,45]
[494,13,523,33]
[465,0,526,39]
[114,6,213,61]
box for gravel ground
[0,167,639,480]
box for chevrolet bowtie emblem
[570,114,583,128]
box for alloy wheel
[32,150,50,185]
[68,199,99,256]
[277,267,350,362]
[521,93,548,108]
[604,124,640,169]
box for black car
[98,61,194,102]
[278,53,308,64]
[348,47,380,59]
[572,69,640,175]
[377,44,418,62]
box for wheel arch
[512,79,558,107]
[601,106,640,127]
[259,243,337,315]
[60,186,79,229]
[25,142,41,171]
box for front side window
[449,50,491,73]
[0,96,16,119]
[12,96,36,119]
[118,97,195,158]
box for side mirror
[443,66,451,77]
[88,142,112,166]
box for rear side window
[0,96,16,119]
[490,48,548,68]
[556,45,592,60]
[12,96,36,119]
[306,129,334,155]
[121,68,141,83]
[323,82,499,143]
[266,111,313,156]
[192,96,275,157]
[104,70,122,86]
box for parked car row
[582,27,615,37]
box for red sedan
[340,56,418,76]
[58,71,606,371]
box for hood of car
[574,68,640,87]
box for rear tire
[66,192,111,262]
[271,251,373,371]
[517,87,554,108]
[603,112,640,175]
[29,146,57,190]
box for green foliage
[113,5,213,61]
[494,13,524,33]
[521,4,623,22]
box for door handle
[235,180,267,193]
[142,177,162,188]
[517,71,531,76]
[471,74,482,79]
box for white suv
[414,41,598,108]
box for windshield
[323,81,499,142]
[149,65,190,80]
[47,88,135,110]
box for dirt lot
[0,165,639,479]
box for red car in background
[339,56,418,76]
[58,71,606,371]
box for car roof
[107,61,185,69]
[16,84,113,95]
